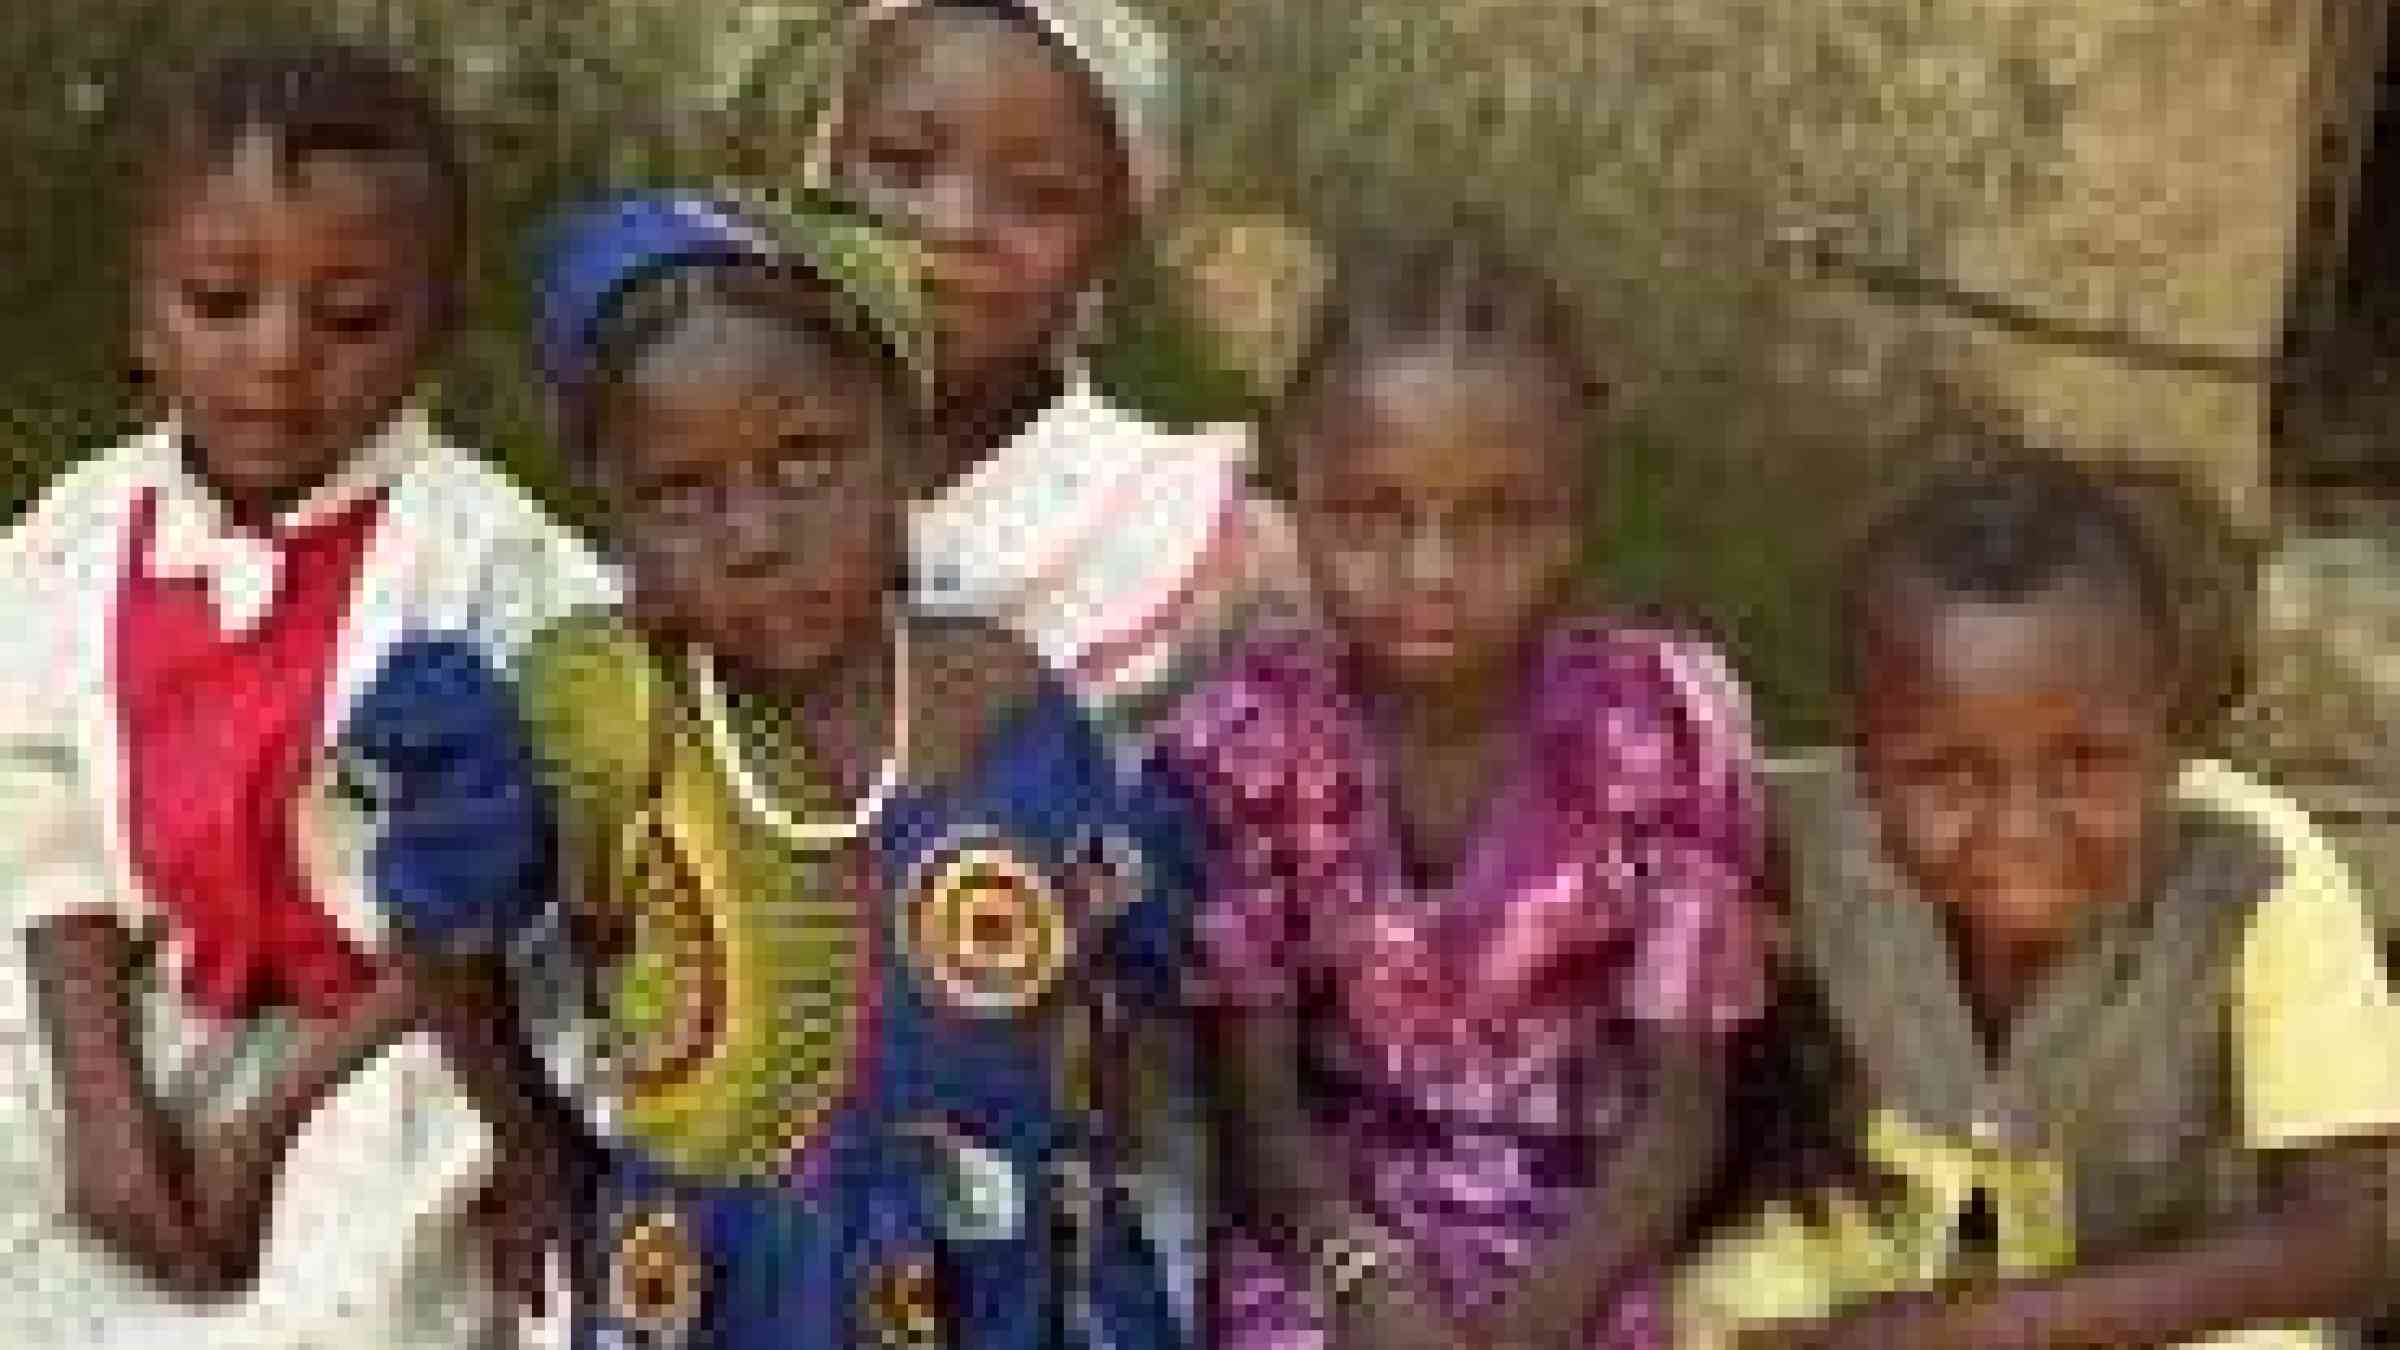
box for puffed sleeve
[2197,759,2400,1151]
[1148,671,1312,1015]
[1550,626,1771,1037]
[0,614,140,939]
[515,611,659,832]
[0,734,132,937]
[346,633,556,955]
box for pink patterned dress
[1154,618,1769,1349]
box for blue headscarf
[531,191,779,402]
[532,189,935,419]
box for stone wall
[0,0,2353,741]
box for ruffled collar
[131,406,426,636]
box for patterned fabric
[1154,617,1769,1348]
[1673,756,2400,1350]
[525,613,1194,1350]
[520,613,877,1185]
[533,190,935,413]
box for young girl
[1153,232,1770,1350]
[523,190,1193,1349]
[811,3,1313,1323]
[1677,453,2400,1349]
[810,0,1303,727]
[0,44,612,1349]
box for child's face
[137,145,444,506]
[830,9,1131,388]
[1296,345,1581,692]
[597,321,903,685]
[1855,586,2177,948]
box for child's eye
[641,474,717,512]
[1459,497,1560,536]
[1007,174,1092,216]
[773,451,840,492]
[316,300,396,338]
[864,139,935,188]
[181,281,255,323]
[2060,739,2140,781]
[1322,498,1408,534]
[1892,750,1983,792]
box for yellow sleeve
[515,612,658,829]
[2210,763,2400,1150]
[1675,1203,1844,1347]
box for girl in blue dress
[523,191,1192,1350]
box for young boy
[1679,452,2400,1349]
[0,44,611,1348]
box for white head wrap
[806,0,1178,214]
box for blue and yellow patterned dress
[520,611,1191,1350]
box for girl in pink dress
[1154,230,1770,1350]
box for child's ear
[133,323,162,383]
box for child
[809,0,1303,727]
[812,3,1313,1324]
[523,190,1195,1349]
[1677,452,2400,1349]
[0,44,612,1349]
[1152,230,1770,1350]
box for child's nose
[912,173,991,250]
[1402,518,1458,586]
[1992,774,2057,847]
[247,296,308,380]
[720,499,790,569]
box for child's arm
[29,913,418,1298]
[335,630,600,1312]
[25,912,219,1294]
[1472,1027,1726,1350]
[175,962,427,1292]
[1215,1005,1463,1350]
[1745,1137,2392,1350]
[410,950,596,1316]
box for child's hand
[468,1112,595,1317]
[1329,1279,1466,1350]
[182,967,430,1287]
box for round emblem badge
[860,1252,944,1349]
[605,1207,705,1340]
[905,831,1072,1016]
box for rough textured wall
[0,0,2330,740]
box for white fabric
[137,408,421,637]
[908,368,1250,688]
[0,417,617,1348]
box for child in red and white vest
[0,44,611,1349]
